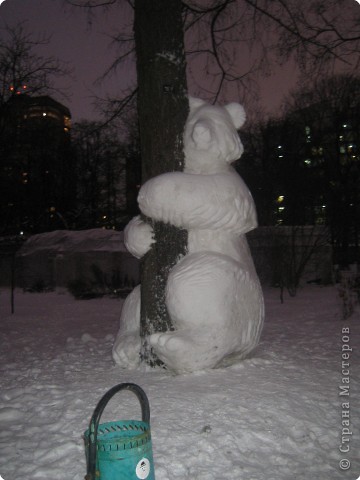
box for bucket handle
[85,383,151,480]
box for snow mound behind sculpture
[113,97,264,373]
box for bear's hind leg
[149,252,239,373]
[149,328,224,373]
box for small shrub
[67,278,103,300]
[25,279,53,293]
[67,264,136,299]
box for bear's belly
[188,229,256,274]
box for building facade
[239,101,359,265]
[0,94,73,234]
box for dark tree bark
[134,0,189,366]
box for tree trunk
[134,0,189,366]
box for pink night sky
[0,0,359,122]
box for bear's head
[183,97,246,174]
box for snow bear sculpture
[113,97,264,373]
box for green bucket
[84,383,155,480]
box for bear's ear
[189,96,206,111]
[225,103,246,129]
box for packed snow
[113,98,263,373]
[1,285,359,479]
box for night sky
[1,0,134,121]
[1,0,359,122]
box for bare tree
[134,0,189,365]
[241,73,360,269]
[70,121,127,229]
[65,0,360,367]
[0,22,69,106]
[282,74,360,265]
[270,225,331,302]
[66,0,360,106]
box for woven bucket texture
[85,419,154,480]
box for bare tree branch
[66,0,117,7]
[64,0,360,122]
[0,22,70,105]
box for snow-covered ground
[0,285,359,480]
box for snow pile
[17,229,127,255]
[0,286,359,479]
[15,229,139,290]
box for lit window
[64,116,71,128]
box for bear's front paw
[112,333,141,369]
[149,331,194,373]
[124,216,154,259]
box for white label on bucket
[135,457,150,479]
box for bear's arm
[138,171,257,233]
